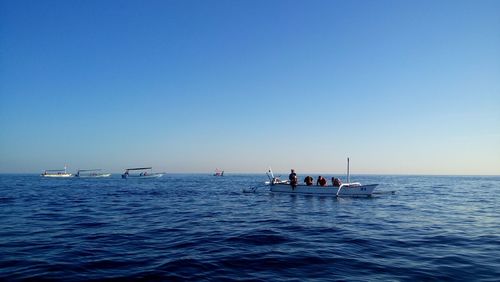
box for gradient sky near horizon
[1,0,499,175]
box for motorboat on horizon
[41,166,72,178]
[213,168,224,176]
[121,167,164,179]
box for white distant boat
[213,168,224,176]
[41,166,72,178]
[122,167,163,179]
[75,169,111,178]
[245,158,378,197]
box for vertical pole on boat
[347,157,350,184]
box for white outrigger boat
[41,166,72,178]
[75,169,111,178]
[246,158,378,197]
[121,167,163,179]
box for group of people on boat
[289,169,342,188]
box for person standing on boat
[304,175,313,186]
[289,169,298,188]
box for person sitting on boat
[272,176,281,184]
[304,175,313,186]
[332,177,342,187]
[317,176,327,186]
[289,169,298,188]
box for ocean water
[0,174,499,281]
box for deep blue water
[0,174,499,281]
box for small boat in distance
[122,167,163,179]
[41,166,72,178]
[75,169,111,178]
[213,168,224,176]
[261,158,378,197]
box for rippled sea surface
[0,174,499,281]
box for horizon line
[1,172,499,177]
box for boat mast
[347,158,350,184]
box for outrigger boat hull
[41,173,73,178]
[75,169,111,178]
[76,174,111,178]
[269,183,378,197]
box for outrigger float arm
[266,167,275,183]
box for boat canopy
[44,169,67,172]
[125,167,152,171]
[77,169,102,172]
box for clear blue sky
[1,0,499,174]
